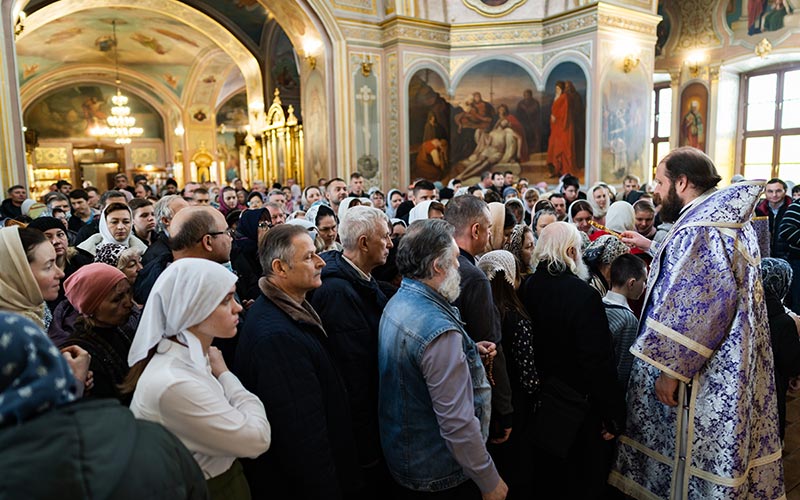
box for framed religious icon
[462,0,527,17]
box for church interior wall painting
[304,71,329,183]
[726,0,800,37]
[600,66,648,184]
[679,82,708,152]
[407,60,587,186]
[354,71,380,184]
[23,84,164,140]
[655,0,671,57]
[216,92,248,182]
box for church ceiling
[16,6,236,98]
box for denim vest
[378,278,491,492]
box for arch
[16,0,264,115]
[451,53,545,94]
[403,62,450,95]
[542,51,592,84]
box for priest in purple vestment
[612,147,784,499]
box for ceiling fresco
[16,7,233,97]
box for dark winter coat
[765,294,800,439]
[235,282,362,499]
[756,196,792,259]
[308,250,388,468]
[0,399,209,500]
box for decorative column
[0,2,27,191]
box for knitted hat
[27,217,64,233]
[583,235,629,266]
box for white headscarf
[605,201,635,233]
[338,197,360,221]
[408,200,436,225]
[99,203,134,247]
[386,189,402,218]
[128,258,237,370]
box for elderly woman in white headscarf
[604,201,635,234]
[125,258,270,500]
[77,202,147,257]
[337,197,362,222]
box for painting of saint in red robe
[547,81,575,177]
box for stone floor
[786,393,800,499]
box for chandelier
[90,20,143,145]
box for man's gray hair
[444,194,488,236]
[339,206,388,250]
[99,190,126,208]
[260,224,312,277]
[532,221,583,276]
[396,219,455,280]
[44,191,69,207]
[154,194,182,234]
[268,189,285,198]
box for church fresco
[407,60,587,185]
[354,71,380,181]
[544,62,587,184]
[726,0,799,37]
[679,82,708,152]
[23,84,163,140]
[600,65,648,184]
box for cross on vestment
[356,85,376,156]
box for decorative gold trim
[644,318,714,359]
[607,471,664,500]
[689,451,782,488]
[630,349,691,384]
[332,0,376,15]
[617,436,672,465]
[460,0,527,18]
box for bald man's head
[169,206,232,263]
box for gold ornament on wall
[755,38,772,59]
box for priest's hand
[621,231,652,252]
[655,372,679,406]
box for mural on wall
[679,82,708,152]
[216,92,248,181]
[270,28,301,118]
[354,71,380,180]
[544,62,587,183]
[23,84,163,139]
[655,0,672,57]
[408,60,587,185]
[304,71,329,183]
[216,92,249,131]
[209,1,268,48]
[16,8,225,96]
[726,0,799,36]
[600,66,648,183]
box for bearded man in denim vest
[378,219,508,500]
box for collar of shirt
[603,290,632,311]
[341,253,371,281]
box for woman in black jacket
[230,208,271,302]
[760,257,800,440]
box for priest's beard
[574,252,590,281]
[654,184,684,223]
[438,261,462,302]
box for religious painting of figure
[304,71,329,182]
[408,69,452,182]
[23,85,163,140]
[449,60,544,184]
[544,62,587,183]
[726,0,797,37]
[679,82,708,152]
[600,66,649,183]
[407,60,586,185]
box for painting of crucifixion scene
[408,60,587,185]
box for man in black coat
[309,206,392,495]
[235,224,362,499]
[521,221,625,499]
[445,195,514,443]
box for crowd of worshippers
[1,162,799,500]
